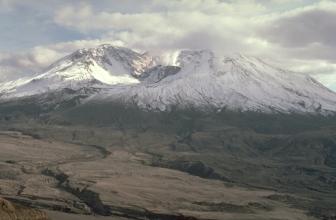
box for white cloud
[53,1,262,54]
[1,0,336,91]
[52,0,336,60]
[0,39,122,80]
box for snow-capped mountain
[1,44,336,114]
[0,45,156,97]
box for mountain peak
[1,45,336,114]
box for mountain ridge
[1,44,336,114]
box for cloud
[53,1,264,54]
[53,0,335,61]
[1,0,336,91]
[0,39,122,80]
[0,0,21,10]
[259,3,336,46]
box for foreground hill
[0,197,47,220]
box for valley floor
[0,130,318,220]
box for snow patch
[90,61,139,85]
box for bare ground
[0,131,316,220]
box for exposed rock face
[0,198,48,220]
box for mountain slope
[0,45,155,97]
[95,50,336,114]
[0,45,336,114]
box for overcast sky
[0,0,335,90]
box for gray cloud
[260,8,336,48]
[256,1,336,63]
